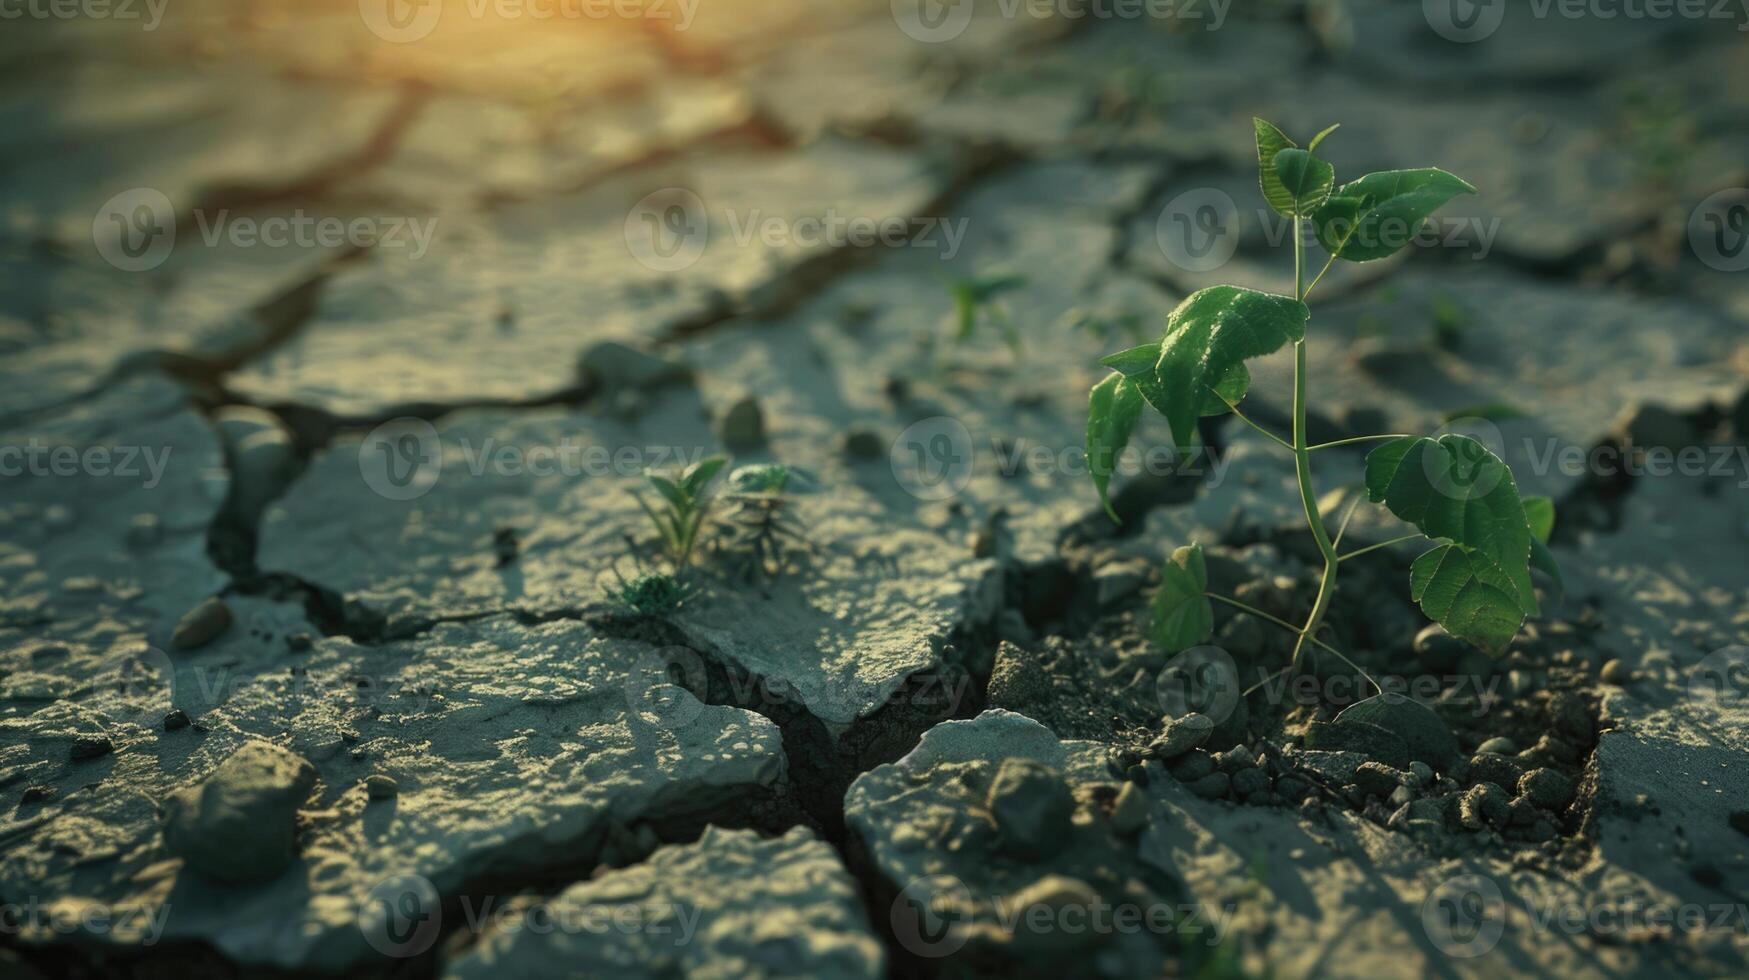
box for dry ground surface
[3,1,1749,977]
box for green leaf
[1312,169,1476,263]
[646,474,687,511]
[1306,123,1340,152]
[1365,435,1540,653]
[1253,117,1299,218]
[1150,544,1213,653]
[1101,343,1246,421]
[1522,496,1554,543]
[1273,149,1335,217]
[1087,373,1144,523]
[1152,286,1308,448]
[680,456,727,497]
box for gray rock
[70,735,114,761]
[171,597,234,651]
[841,428,887,459]
[444,827,883,980]
[365,774,398,800]
[1150,713,1213,758]
[1334,694,1458,770]
[1469,752,1525,790]
[579,341,691,391]
[1353,762,1405,799]
[1458,782,1511,831]
[987,758,1074,859]
[717,394,766,450]
[163,709,190,731]
[161,741,317,883]
[1476,736,1518,756]
[1187,771,1231,800]
[1214,745,1257,774]
[1108,781,1151,836]
[1231,767,1269,799]
[1518,767,1576,811]
[1600,658,1631,685]
[1167,750,1215,782]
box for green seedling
[947,273,1028,355]
[718,463,818,582]
[1430,290,1468,352]
[609,569,693,617]
[633,455,727,571]
[1086,118,1561,691]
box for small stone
[286,633,314,652]
[1518,767,1576,810]
[1459,782,1511,831]
[1275,776,1311,802]
[365,774,399,800]
[1508,796,1541,827]
[717,395,765,451]
[1354,761,1405,799]
[578,341,689,391]
[20,786,54,804]
[1469,752,1525,789]
[1108,782,1150,836]
[1691,863,1725,889]
[1389,784,1415,808]
[1600,659,1631,685]
[70,735,114,761]
[841,428,887,460]
[171,597,233,651]
[1214,745,1257,774]
[1166,750,1215,782]
[1476,737,1518,756]
[1230,767,1269,798]
[986,759,1074,859]
[1334,693,1458,770]
[161,741,317,883]
[1149,713,1214,759]
[1519,733,1580,768]
[1408,761,1434,786]
[1414,624,1468,673]
[1186,771,1231,800]
[163,709,190,731]
[1005,876,1108,954]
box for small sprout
[1085,117,1558,697]
[610,571,692,617]
[718,463,818,582]
[1430,291,1468,352]
[946,273,1028,356]
[633,455,727,571]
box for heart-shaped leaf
[1150,543,1213,652]
[1365,435,1539,652]
[1273,148,1335,217]
[1151,286,1308,448]
[1313,169,1476,262]
[1087,373,1144,523]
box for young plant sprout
[609,567,693,617]
[947,273,1028,355]
[1086,118,1562,693]
[718,463,818,582]
[632,455,727,571]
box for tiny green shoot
[1085,118,1560,690]
[947,273,1028,356]
[719,463,818,582]
[633,455,727,571]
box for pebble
[1476,737,1518,756]
[1469,752,1525,790]
[163,709,190,731]
[1150,713,1214,759]
[1459,782,1511,831]
[717,395,766,450]
[1600,659,1631,685]
[1214,745,1257,774]
[1354,761,1405,799]
[1230,767,1269,798]
[1108,781,1150,836]
[70,735,114,761]
[1408,761,1434,786]
[1275,775,1311,802]
[161,741,317,883]
[1187,772,1231,800]
[1518,767,1576,810]
[841,428,887,460]
[365,774,399,800]
[1167,750,1215,782]
[20,786,54,804]
[1389,784,1415,808]
[171,597,233,651]
[986,758,1073,859]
